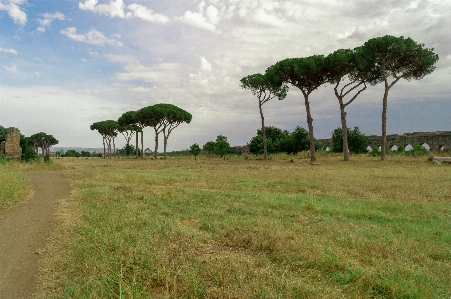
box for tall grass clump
[37,156,451,299]
[0,163,32,210]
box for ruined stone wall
[318,131,451,152]
[4,127,22,160]
[0,141,5,155]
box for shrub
[369,146,381,157]
[0,156,10,164]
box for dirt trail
[0,171,71,299]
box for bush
[369,146,381,157]
[331,127,368,154]
[405,145,428,157]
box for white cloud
[127,4,169,23]
[37,12,65,32]
[178,1,221,33]
[4,65,18,72]
[60,27,123,47]
[34,71,40,76]
[79,0,127,18]
[107,54,182,83]
[200,57,212,72]
[0,47,18,55]
[0,0,26,26]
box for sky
[0,0,450,151]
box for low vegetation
[31,154,451,299]
[0,163,31,209]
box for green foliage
[369,146,381,157]
[43,154,51,163]
[248,126,310,155]
[0,126,6,142]
[331,127,368,154]
[20,134,38,162]
[215,139,231,159]
[405,145,428,156]
[203,141,216,158]
[117,144,141,157]
[396,145,405,153]
[81,151,91,157]
[0,156,10,164]
[64,150,81,158]
[189,143,201,160]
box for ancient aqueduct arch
[317,131,451,152]
[0,127,22,161]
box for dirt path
[0,171,71,299]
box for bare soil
[0,171,71,299]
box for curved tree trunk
[303,94,316,162]
[259,102,268,160]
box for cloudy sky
[1,0,450,151]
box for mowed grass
[38,155,451,299]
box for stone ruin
[318,131,451,152]
[0,127,22,161]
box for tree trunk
[163,134,168,160]
[103,137,106,159]
[154,129,158,160]
[141,131,144,159]
[259,102,268,160]
[135,131,139,158]
[381,79,389,161]
[113,138,116,158]
[340,101,349,161]
[303,94,316,162]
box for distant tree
[137,105,164,160]
[90,120,119,158]
[203,141,216,159]
[266,55,329,162]
[215,139,231,160]
[81,151,91,157]
[28,132,58,157]
[356,35,439,160]
[144,148,153,157]
[189,143,201,160]
[142,104,192,160]
[280,126,310,155]
[331,127,368,154]
[20,134,38,162]
[0,126,6,142]
[216,135,227,142]
[116,124,138,156]
[240,73,288,160]
[118,111,142,159]
[325,48,377,161]
[248,126,284,155]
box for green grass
[0,163,31,209]
[37,155,451,298]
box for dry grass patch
[37,155,451,298]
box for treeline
[241,35,438,161]
[91,103,192,160]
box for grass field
[22,154,451,298]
